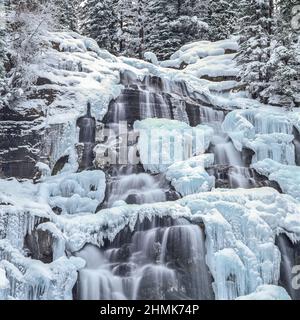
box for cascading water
[105,171,167,207]
[74,73,284,301]
[207,166,282,190]
[75,217,214,300]
[198,106,244,167]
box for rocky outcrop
[0,105,44,179]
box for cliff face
[0,32,238,179]
[0,32,123,179]
[0,105,44,178]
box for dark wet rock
[201,75,237,82]
[76,103,96,170]
[276,234,300,300]
[242,148,255,167]
[125,194,140,205]
[165,190,181,201]
[293,127,300,166]
[52,155,69,176]
[24,228,53,263]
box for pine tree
[0,0,7,97]
[264,0,300,108]
[236,0,274,100]
[54,0,78,31]
[4,0,55,104]
[112,0,132,55]
[145,0,208,60]
[129,0,147,59]
[0,1,6,78]
[79,0,118,54]
[208,0,239,41]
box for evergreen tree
[236,0,274,100]
[263,0,300,108]
[0,0,6,80]
[79,0,118,54]
[145,0,208,60]
[208,0,239,41]
[54,0,78,31]
[112,0,133,55]
[3,0,55,104]
[129,0,147,58]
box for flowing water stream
[74,73,296,300]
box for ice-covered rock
[0,240,84,300]
[0,179,52,249]
[38,170,106,214]
[0,268,9,300]
[222,109,296,165]
[165,154,215,196]
[54,202,192,252]
[1,172,300,300]
[134,118,213,173]
[236,285,291,300]
[179,188,300,299]
[252,159,300,201]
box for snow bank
[236,285,291,300]
[134,118,213,173]
[222,109,296,165]
[161,39,239,68]
[184,54,238,79]
[165,154,215,196]
[252,159,300,201]
[38,32,122,124]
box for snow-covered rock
[252,159,300,201]
[165,154,215,196]
[1,169,300,300]
[54,202,192,252]
[0,239,84,300]
[0,268,9,300]
[0,178,52,249]
[236,285,291,300]
[184,54,238,80]
[161,39,239,68]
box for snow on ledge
[252,159,300,201]
[236,285,291,300]
[161,39,239,69]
